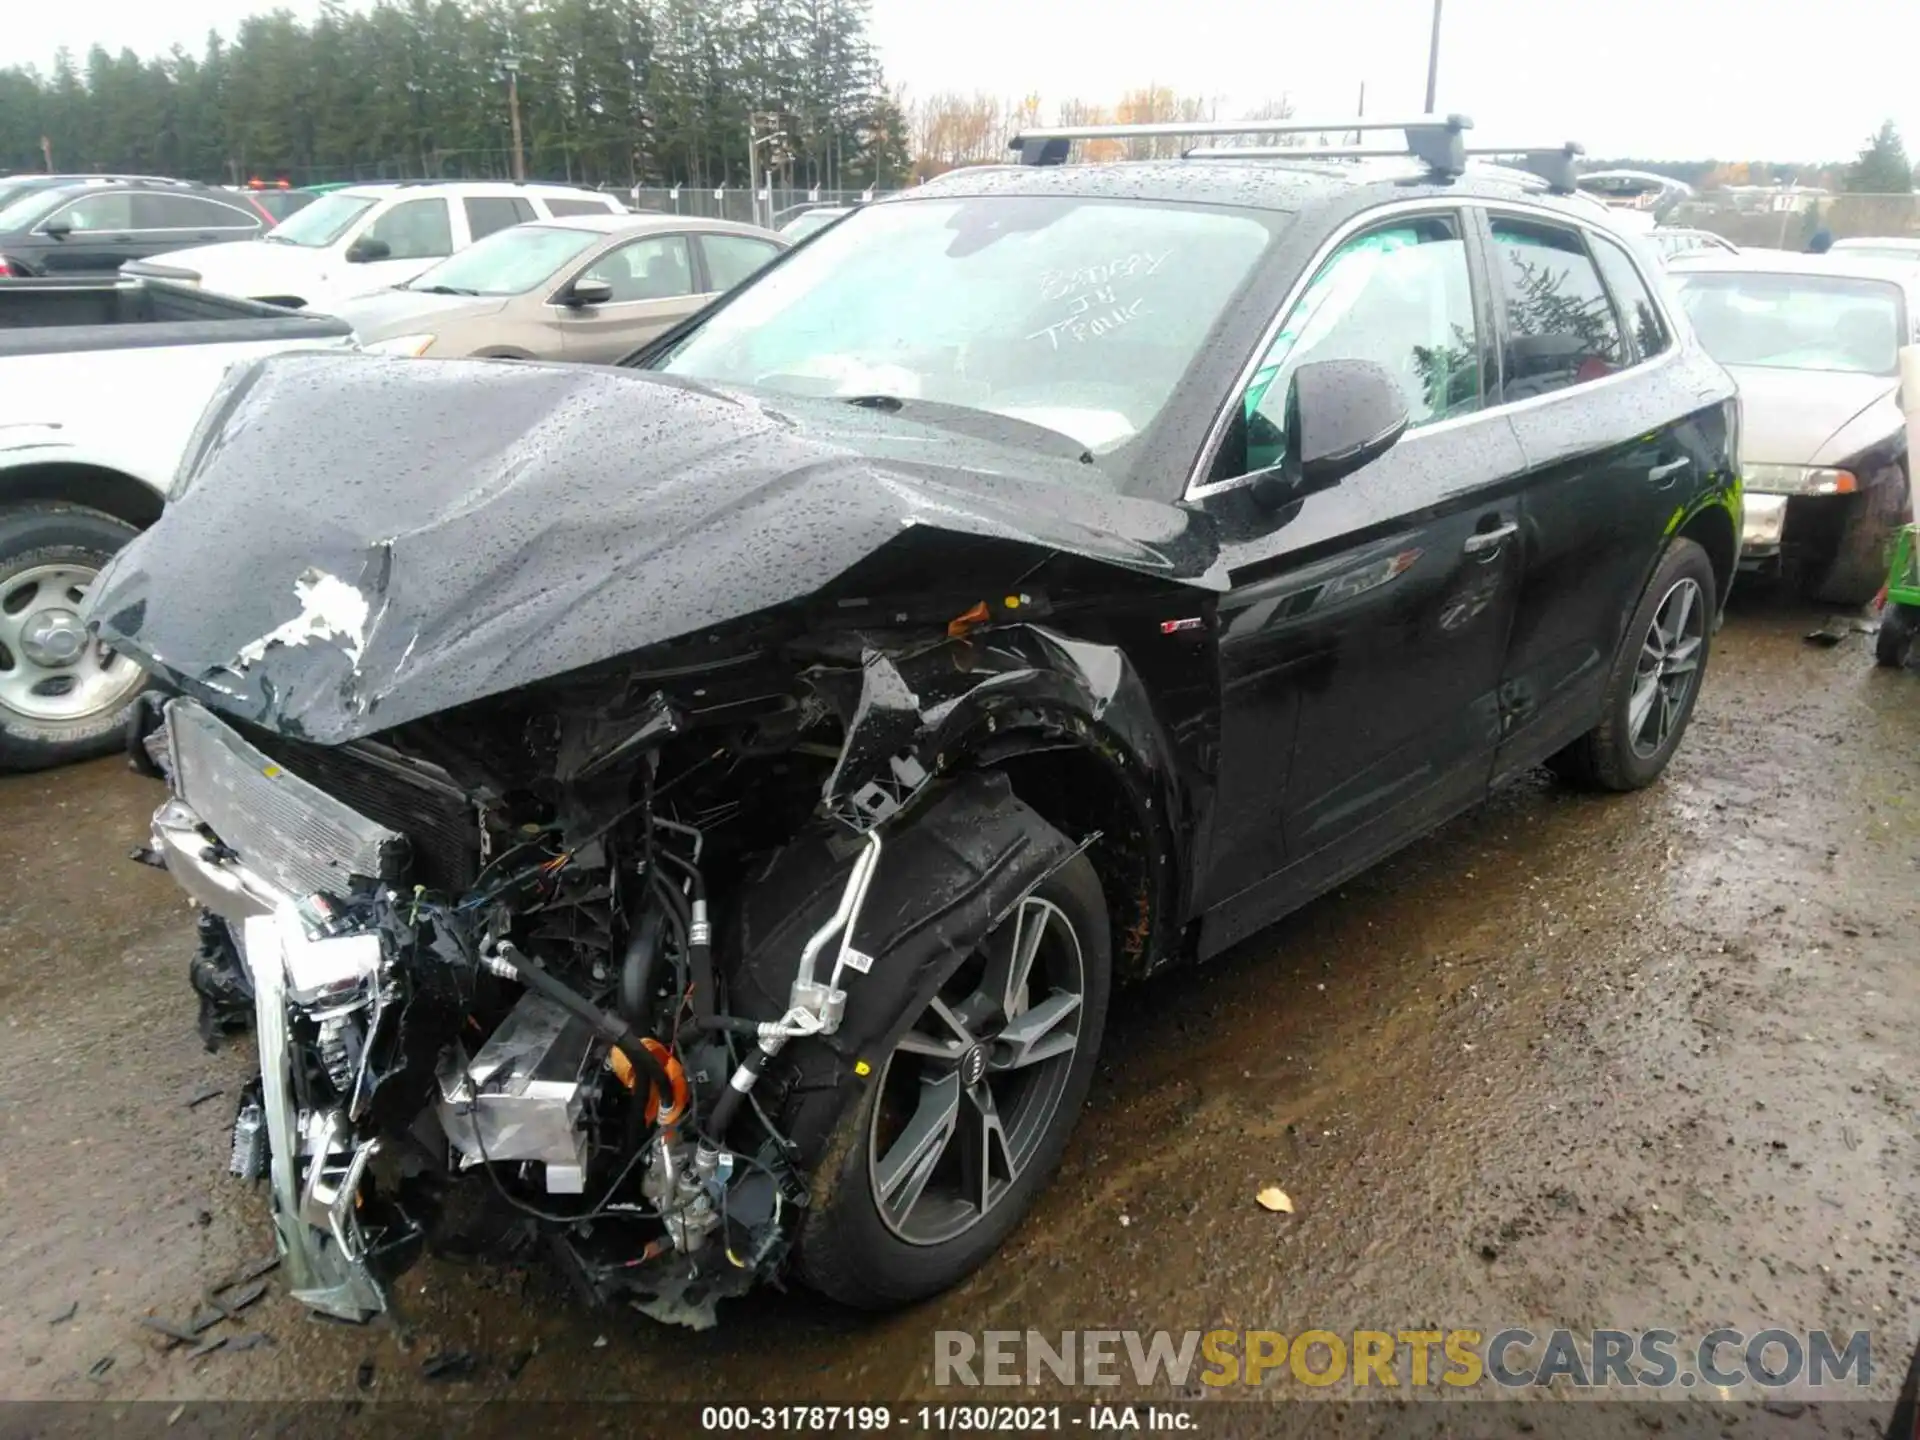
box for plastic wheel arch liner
[811,622,1190,971]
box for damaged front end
[145,605,1186,1326]
[108,352,1211,1324]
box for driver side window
[1235,215,1481,476]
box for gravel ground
[1,586,1915,1434]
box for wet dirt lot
[1,588,1916,1430]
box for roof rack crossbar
[1010,114,1473,173]
[1461,143,1585,193]
[1184,144,1439,162]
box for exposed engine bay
[143,616,1176,1327]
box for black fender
[813,623,1191,979]
[723,771,1078,1166]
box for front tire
[0,504,151,772]
[1549,537,1716,792]
[793,832,1110,1309]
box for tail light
[0,257,12,277]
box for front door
[1477,212,1697,780]
[34,191,141,274]
[560,233,702,363]
[1194,209,1529,956]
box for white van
[124,181,625,312]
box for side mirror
[563,278,615,308]
[1250,358,1410,508]
[42,218,72,240]
[345,236,391,263]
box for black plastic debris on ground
[87,1356,114,1380]
[48,1302,77,1325]
[421,1350,481,1382]
[185,1083,225,1109]
[504,1346,536,1380]
[356,1360,375,1391]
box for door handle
[1463,521,1519,556]
[1648,457,1691,486]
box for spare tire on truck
[0,503,152,771]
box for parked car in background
[1668,251,1919,604]
[775,203,855,241]
[1830,236,1920,266]
[232,184,318,224]
[0,176,270,277]
[0,274,352,769]
[97,118,1740,1325]
[0,172,187,211]
[332,212,785,361]
[121,180,627,311]
[1651,227,1737,261]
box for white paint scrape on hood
[235,569,373,668]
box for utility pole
[504,53,526,181]
[747,114,784,228]
[1423,0,1443,113]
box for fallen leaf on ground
[1256,1187,1295,1214]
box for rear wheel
[1549,538,1716,792]
[0,505,150,772]
[794,835,1110,1309]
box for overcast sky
[5,0,1917,164]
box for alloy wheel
[0,563,146,725]
[869,895,1086,1246]
[1628,576,1705,759]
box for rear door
[558,232,699,362]
[1480,210,1696,780]
[1192,206,1530,954]
[132,192,262,259]
[463,195,535,243]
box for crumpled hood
[1726,364,1901,466]
[89,352,1220,743]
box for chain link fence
[1668,192,1920,250]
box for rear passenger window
[1236,215,1481,475]
[465,196,534,240]
[1488,218,1625,398]
[545,198,616,218]
[1590,236,1670,362]
[700,234,783,291]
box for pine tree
[1845,121,1913,194]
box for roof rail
[1462,143,1584,193]
[1009,114,1473,175]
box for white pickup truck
[0,275,352,769]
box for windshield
[1673,271,1905,376]
[658,196,1275,458]
[266,192,378,247]
[403,223,598,295]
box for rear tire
[0,504,150,772]
[792,822,1110,1310]
[1549,537,1717,792]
